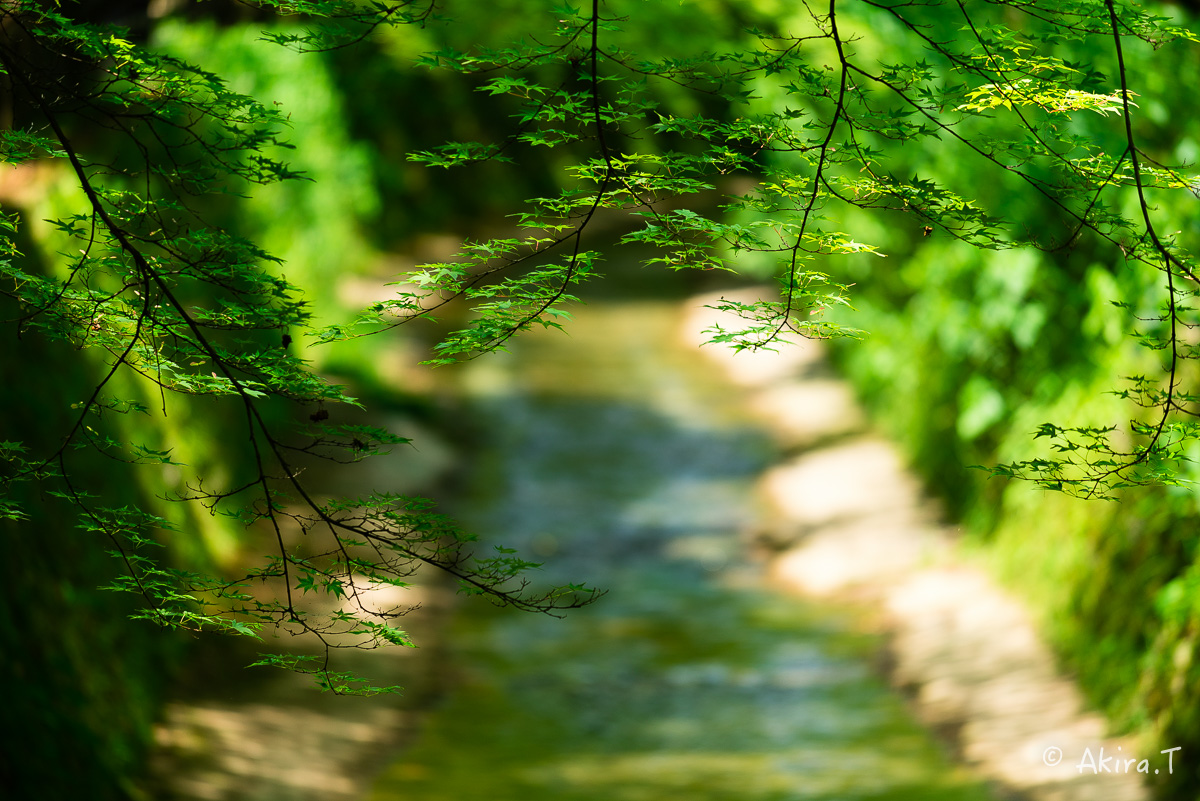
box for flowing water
[368,297,995,801]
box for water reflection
[369,300,993,801]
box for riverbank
[682,289,1150,801]
[146,411,460,801]
[150,285,1148,801]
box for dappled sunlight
[153,702,405,801]
[137,277,1149,801]
[7,2,1199,798]
[695,295,1149,801]
[367,295,994,801]
[148,572,447,801]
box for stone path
[148,579,450,801]
[151,287,1154,801]
[683,289,1150,801]
[147,416,458,801]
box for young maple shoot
[0,0,1197,693]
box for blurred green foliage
[4,0,1200,798]
[808,3,1200,796]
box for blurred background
[3,0,1200,799]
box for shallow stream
[367,298,995,801]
